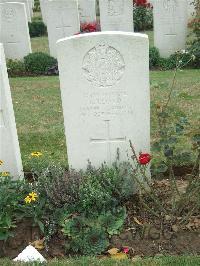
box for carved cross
[90,120,126,163]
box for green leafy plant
[6,59,26,77]
[71,227,109,255]
[133,4,153,32]
[28,21,47,37]
[129,53,200,226]
[149,47,161,69]
[0,176,28,240]
[24,52,57,75]
[78,162,135,214]
[61,207,126,255]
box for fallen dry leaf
[133,217,143,225]
[30,238,45,250]
[172,225,179,232]
[111,253,128,260]
[107,248,119,255]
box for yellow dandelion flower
[29,192,38,202]
[31,152,43,157]
[0,160,3,166]
[1,172,10,177]
[24,195,32,204]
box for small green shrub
[24,52,57,75]
[28,21,47,37]
[78,162,135,214]
[6,59,26,77]
[189,41,200,68]
[149,47,161,69]
[33,0,40,12]
[61,207,126,255]
[133,6,153,32]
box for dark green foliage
[149,47,161,69]
[189,40,200,68]
[78,162,135,214]
[33,0,40,12]
[6,59,26,77]
[28,21,47,37]
[0,177,28,240]
[61,207,126,255]
[133,6,153,32]
[70,227,109,255]
[36,165,81,209]
[24,52,57,75]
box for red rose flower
[123,247,129,254]
[139,153,151,165]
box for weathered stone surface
[46,0,80,57]
[57,32,150,170]
[39,0,48,24]
[0,43,23,179]
[78,0,96,23]
[99,0,133,31]
[0,0,32,21]
[152,0,188,57]
[0,2,32,59]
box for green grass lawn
[9,69,200,170]
[1,256,200,266]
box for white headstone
[99,0,134,31]
[78,0,96,23]
[153,0,188,58]
[0,0,32,21]
[13,245,46,262]
[46,0,80,58]
[57,32,150,170]
[0,2,32,59]
[39,0,48,24]
[0,43,23,179]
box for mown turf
[9,69,200,169]
[1,256,200,266]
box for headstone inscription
[78,0,96,23]
[46,0,80,57]
[0,2,32,59]
[0,43,23,179]
[56,32,150,170]
[99,0,134,31]
[0,0,32,21]
[153,0,188,57]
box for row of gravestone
[0,0,196,60]
[0,31,150,179]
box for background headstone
[78,0,96,23]
[39,0,48,24]
[0,43,23,179]
[0,0,32,21]
[0,2,32,59]
[57,32,150,170]
[153,0,188,58]
[99,0,134,31]
[46,0,80,57]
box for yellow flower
[24,196,32,204]
[0,172,10,177]
[31,152,43,157]
[0,160,3,166]
[29,192,38,202]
